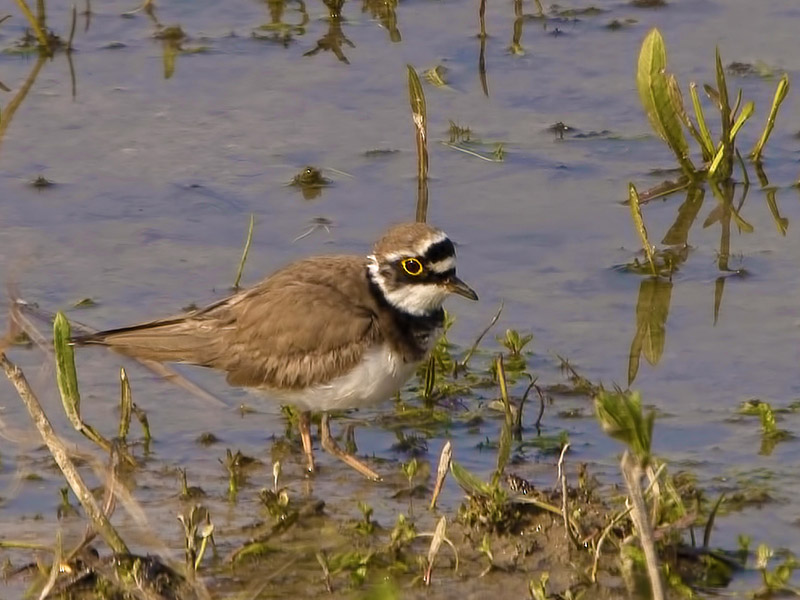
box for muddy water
[1,0,800,596]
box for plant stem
[0,353,129,555]
[621,451,664,600]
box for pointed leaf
[690,82,715,159]
[450,460,491,497]
[729,100,754,141]
[595,390,653,465]
[668,74,710,161]
[54,312,82,431]
[751,74,790,161]
[636,29,694,176]
[628,183,657,276]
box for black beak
[446,276,478,301]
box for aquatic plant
[407,64,429,222]
[595,389,663,600]
[636,28,789,186]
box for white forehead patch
[428,256,456,274]
[414,230,448,255]
[378,231,451,264]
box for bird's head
[368,223,478,317]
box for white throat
[368,256,448,317]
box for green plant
[498,328,533,357]
[595,390,663,600]
[754,543,800,596]
[636,28,789,184]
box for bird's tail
[75,317,220,365]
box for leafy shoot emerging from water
[754,543,800,596]
[636,28,790,185]
[500,325,531,356]
[595,390,663,600]
[595,390,653,466]
[177,504,215,572]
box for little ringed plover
[75,222,477,480]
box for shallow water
[1,0,800,596]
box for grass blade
[450,460,491,497]
[407,65,428,177]
[118,367,132,440]
[713,47,734,179]
[408,65,429,222]
[715,47,731,135]
[750,74,790,161]
[689,82,715,159]
[729,100,754,141]
[233,213,255,289]
[628,183,657,276]
[667,74,711,161]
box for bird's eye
[401,258,424,276]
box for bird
[75,222,478,480]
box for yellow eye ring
[401,258,424,276]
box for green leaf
[750,74,790,161]
[492,421,511,488]
[233,213,255,289]
[636,28,694,176]
[667,74,712,161]
[628,183,657,276]
[715,47,731,135]
[729,100,754,141]
[595,390,654,465]
[690,82,715,159]
[54,312,82,431]
[407,64,427,142]
[407,64,429,222]
[450,460,491,497]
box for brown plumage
[75,223,456,392]
[75,222,477,480]
[78,256,384,389]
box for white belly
[265,344,422,412]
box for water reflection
[362,0,400,43]
[253,0,309,46]
[628,278,672,385]
[627,160,793,382]
[0,54,47,160]
[304,0,354,64]
[509,0,524,56]
[478,30,488,96]
[661,186,704,247]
